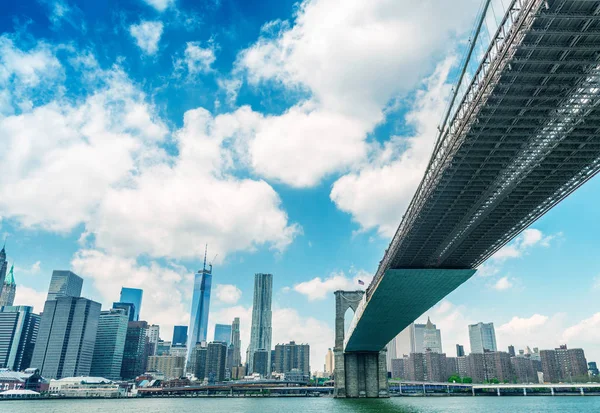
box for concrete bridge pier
[333,290,389,398]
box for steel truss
[368,0,600,298]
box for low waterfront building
[48,376,122,398]
[0,368,48,392]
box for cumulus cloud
[0,65,167,232]
[492,276,513,291]
[232,0,479,187]
[562,313,600,347]
[88,107,301,260]
[293,270,372,301]
[129,21,164,55]
[331,58,454,236]
[14,285,48,314]
[141,0,175,12]
[215,284,242,305]
[183,42,217,74]
[0,38,300,262]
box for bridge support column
[333,291,389,398]
[335,350,388,398]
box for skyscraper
[325,348,334,374]
[0,305,40,371]
[186,252,213,365]
[121,321,149,380]
[0,264,16,307]
[172,326,188,347]
[146,324,160,355]
[206,341,227,383]
[0,245,7,297]
[112,302,136,322]
[423,317,443,353]
[47,270,83,301]
[456,344,465,357]
[231,317,241,367]
[508,345,516,357]
[31,296,101,379]
[248,273,272,374]
[214,324,232,345]
[188,343,208,379]
[119,288,143,321]
[90,308,128,380]
[469,322,497,353]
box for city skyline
[3,0,600,372]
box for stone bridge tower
[333,290,388,398]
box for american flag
[358,280,364,285]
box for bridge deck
[375,0,600,277]
[349,0,600,352]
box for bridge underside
[344,269,476,352]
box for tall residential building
[214,324,232,345]
[0,245,7,296]
[456,344,465,357]
[0,264,16,307]
[253,349,270,378]
[186,257,213,365]
[121,321,149,380]
[0,305,40,371]
[423,317,442,353]
[172,326,188,347]
[508,345,516,357]
[469,322,497,353]
[47,270,83,301]
[147,355,185,379]
[146,324,160,355]
[119,288,143,321]
[206,341,227,383]
[90,308,128,380]
[231,317,241,367]
[31,296,101,379]
[273,341,310,375]
[188,343,208,379]
[540,345,588,383]
[466,351,514,383]
[248,273,272,374]
[325,348,334,374]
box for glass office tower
[47,270,83,301]
[119,288,143,321]
[186,260,213,365]
[214,324,232,345]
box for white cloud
[14,285,47,314]
[0,65,167,232]
[330,58,453,236]
[293,270,372,301]
[0,39,300,262]
[141,0,175,12]
[215,284,242,305]
[14,261,41,275]
[71,249,192,335]
[562,313,600,348]
[184,42,216,74]
[129,21,164,55]
[492,276,513,291]
[232,0,479,187]
[496,313,568,355]
[88,107,301,260]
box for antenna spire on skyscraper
[203,244,208,272]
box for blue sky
[1,0,600,368]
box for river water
[2,397,600,412]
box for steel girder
[368,0,600,298]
